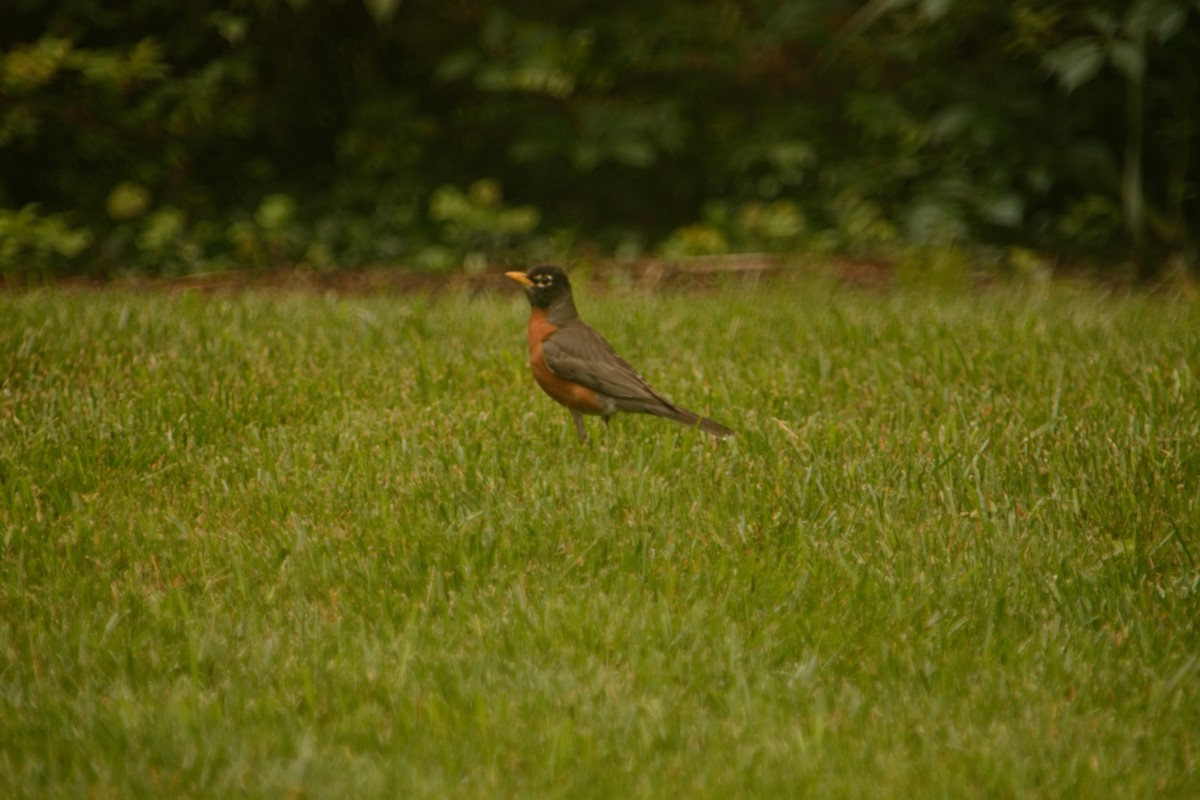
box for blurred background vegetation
[1,0,1197,280]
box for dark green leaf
[1044,39,1105,92]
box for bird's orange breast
[526,308,604,412]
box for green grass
[2,273,1198,798]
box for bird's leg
[570,410,589,443]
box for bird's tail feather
[669,407,734,438]
[623,400,733,438]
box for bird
[506,264,733,442]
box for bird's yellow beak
[506,271,534,288]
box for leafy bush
[0,205,91,275]
[1,0,1197,277]
[424,180,542,272]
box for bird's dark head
[506,264,573,311]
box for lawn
[2,270,1198,798]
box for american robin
[506,265,733,441]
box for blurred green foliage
[1,0,1197,277]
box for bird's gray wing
[541,323,668,404]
